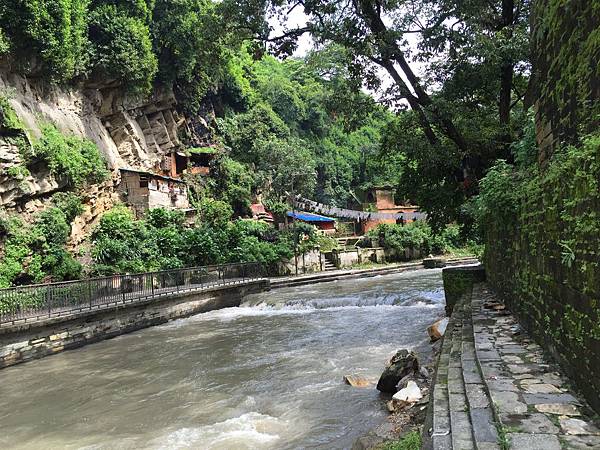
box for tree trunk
[499,0,515,127]
[356,0,469,152]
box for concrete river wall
[0,280,269,368]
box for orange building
[361,186,419,233]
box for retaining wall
[0,280,269,368]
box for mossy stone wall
[485,0,599,412]
[531,0,599,161]
[484,135,600,413]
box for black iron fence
[0,262,266,325]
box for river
[0,269,445,450]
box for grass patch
[377,430,422,450]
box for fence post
[151,272,155,298]
[88,280,93,309]
[47,287,52,318]
[121,275,126,303]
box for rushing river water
[0,269,445,450]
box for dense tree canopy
[0,0,538,230]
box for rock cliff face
[0,70,190,241]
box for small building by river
[117,168,190,218]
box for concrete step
[447,304,476,450]
[460,297,500,450]
[430,297,500,450]
[431,311,454,450]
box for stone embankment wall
[0,280,268,368]
[277,249,324,275]
[278,246,422,274]
[484,1,600,412]
[333,247,420,269]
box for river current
[0,269,445,450]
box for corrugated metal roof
[286,211,336,222]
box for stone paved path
[429,282,600,449]
[472,284,600,450]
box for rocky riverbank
[351,337,446,449]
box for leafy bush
[88,3,157,93]
[368,223,429,254]
[90,206,296,275]
[196,197,233,226]
[151,0,227,109]
[0,95,25,132]
[367,221,468,256]
[0,28,9,55]
[313,233,338,252]
[33,124,108,189]
[471,160,522,228]
[0,207,81,287]
[0,0,89,80]
[51,192,84,222]
[33,208,71,247]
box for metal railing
[0,262,266,326]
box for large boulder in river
[376,350,420,393]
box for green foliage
[215,48,394,210]
[313,233,338,253]
[0,95,25,132]
[151,0,228,110]
[0,206,81,288]
[481,133,600,406]
[0,27,9,55]
[6,165,30,180]
[377,431,422,450]
[368,222,431,255]
[206,156,254,217]
[471,160,521,227]
[196,197,233,226]
[367,222,467,256]
[51,192,84,222]
[33,124,108,189]
[91,204,150,274]
[88,3,157,94]
[90,205,297,275]
[511,113,538,169]
[0,0,90,80]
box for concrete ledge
[442,264,485,316]
[0,279,269,369]
[272,257,479,289]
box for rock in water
[427,317,449,342]
[393,381,422,402]
[376,349,419,393]
[344,374,372,388]
[388,381,423,412]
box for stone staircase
[323,252,337,271]
[427,283,600,450]
[430,298,499,450]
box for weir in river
[0,269,445,449]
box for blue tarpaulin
[286,211,336,222]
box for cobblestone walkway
[429,283,600,449]
[473,284,600,449]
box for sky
[268,6,425,106]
